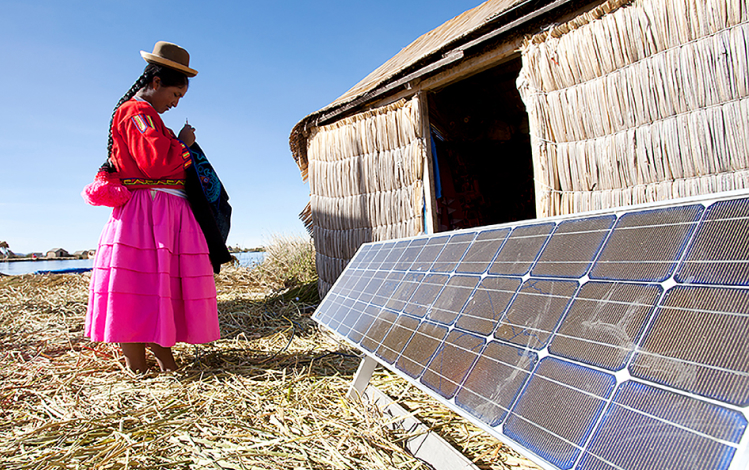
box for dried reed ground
[0,248,539,469]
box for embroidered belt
[121,178,186,187]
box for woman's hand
[178,122,196,147]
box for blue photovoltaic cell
[549,281,662,370]
[347,303,383,344]
[379,239,411,271]
[370,271,405,307]
[589,204,702,282]
[456,275,522,335]
[393,238,428,271]
[396,320,449,378]
[345,244,374,270]
[411,235,449,272]
[456,228,511,274]
[455,341,537,427]
[421,330,485,399]
[323,295,353,332]
[329,272,355,299]
[385,272,423,312]
[504,358,615,470]
[376,314,420,364]
[337,299,368,337]
[368,241,395,268]
[402,273,448,318]
[578,381,746,470]
[489,223,554,276]
[494,279,578,350]
[431,232,476,273]
[630,285,749,406]
[342,270,370,299]
[312,192,749,470]
[357,271,386,304]
[427,274,481,325]
[676,197,749,286]
[359,308,398,353]
[532,215,615,278]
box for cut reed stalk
[0,252,538,469]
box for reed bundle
[0,253,537,469]
[519,0,749,217]
[307,97,426,295]
[299,202,314,235]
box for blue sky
[0,1,481,254]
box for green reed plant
[249,234,319,303]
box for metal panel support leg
[347,356,480,470]
[348,355,378,401]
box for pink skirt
[86,189,220,347]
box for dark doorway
[428,56,535,232]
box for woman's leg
[148,343,178,371]
[120,343,148,373]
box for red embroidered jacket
[111,98,192,190]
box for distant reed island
[0,247,94,263]
[0,242,265,264]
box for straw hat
[140,41,198,77]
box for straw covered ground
[0,237,539,470]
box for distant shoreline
[0,257,85,263]
[2,250,265,265]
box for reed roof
[330,0,525,109]
[290,0,532,178]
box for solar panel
[313,191,749,470]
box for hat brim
[140,51,198,77]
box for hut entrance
[428,56,535,232]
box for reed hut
[45,248,70,259]
[290,0,749,295]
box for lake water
[0,251,266,276]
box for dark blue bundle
[186,143,233,273]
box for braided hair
[103,64,189,170]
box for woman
[86,42,219,373]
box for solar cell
[456,275,521,335]
[504,358,615,469]
[402,273,448,318]
[428,274,481,325]
[493,279,578,349]
[412,235,449,272]
[376,313,420,364]
[532,216,614,278]
[385,272,423,311]
[313,191,749,470]
[549,281,662,370]
[630,285,749,406]
[589,205,702,282]
[677,197,749,286]
[488,223,554,276]
[421,330,485,399]
[578,382,746,470]
[456,228,510,274]
[396,320,448,378]
[455,340,536,426]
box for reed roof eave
[288,0,570,180]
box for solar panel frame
[313,190,749,470]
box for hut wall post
[418,91,438,234]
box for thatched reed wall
[307,97,426,295]
[519,0,749,217]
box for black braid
[103,64,189,172]
[102,71,151,171]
